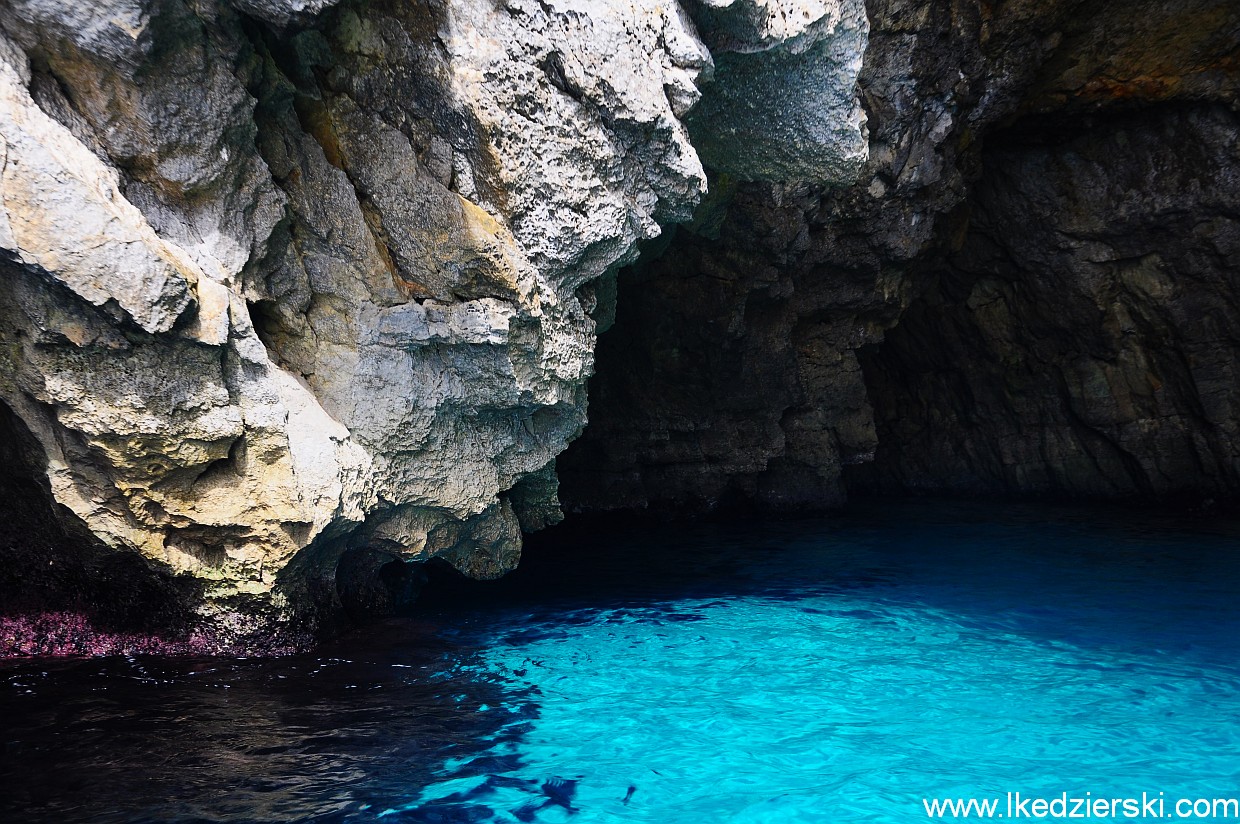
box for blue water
[4,502,1240,822]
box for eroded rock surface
[0,0,713,648]
[684,0,870,181]
[560,0,1240,515]
[3,0,1239,652]
[855,104,1240,500]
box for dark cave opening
[847,102,1240,506]
[0,399,196,634]
[558,101,1240,519]
[334,546,428,623]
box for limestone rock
[4,0,1239,653]
[684,0,870,182]
[229,0,341,29]
[561,0,1240,515]
[0,0,710,646]
[0,35,195,335]
[857,105,1240,499]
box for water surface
[4,501,1240,822]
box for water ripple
[3,501,1240,822]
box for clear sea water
[4,501,1240,823]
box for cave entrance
[847,103,1240,505]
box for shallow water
[4,501,1240,823]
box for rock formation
[1,0,1237,652]
[561,0,1240,514]
[0,0,712,649]
[855,103,1240,500]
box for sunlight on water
[4,502,1240,823]
[403,505,1240,822]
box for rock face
[559,0,1240,515]
[684,0,870,182]
[855,103,1240,499]
[0,0,710,648]
[1,0,1238,651]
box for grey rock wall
[854,104,1240,500]
[0,0,728,646]
[559,0,1240,516]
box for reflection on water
[1,630,537,822]
[4,501,1240,822]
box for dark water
[4,501,1240,823]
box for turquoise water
[4,502,1240,822]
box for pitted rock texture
[0,0,720,647]
[684,0,870,182]
[559,0,1240,516]
[3,0,1239,651]
[853,104,1240,500]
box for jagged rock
[560,0,1240,515]
[2,0,1239,653]
[230,0,342,29]
[855,104,1240,499]
[0,0,711,647]
[684,0,870,182]
[0,35,196,335]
